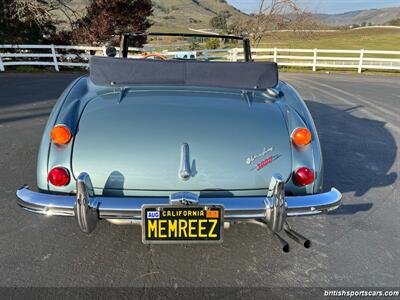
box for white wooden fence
[1,44,399,73]
[231,48,400,72]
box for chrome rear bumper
[17,186,342,218]
[16,173,342,234]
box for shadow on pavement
[306,100,397,198]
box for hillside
[316,7,400,26]
[151,0,245,31]
[57,0,246,32]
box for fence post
[312,48,318,72]
[203,49,209,61]
[0,55,4,71]
[50,44,59,72]
[227,49,232,61]
[273,48,277,63]
[358,49,364,73]
[232,48,238,62]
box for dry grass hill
[57,0,246,32]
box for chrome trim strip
[16,187,342,220]
[266,88,279,97]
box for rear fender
[37,76,87,191]
[38,76,113,193]
[277,81,323,194]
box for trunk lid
[71,88,292,194]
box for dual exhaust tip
[273,224,312,253]
[265,174,312,253]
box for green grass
[259,28,400,52]
[4,66,87,73]
[12,66,53,73]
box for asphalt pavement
[0,72,399,292]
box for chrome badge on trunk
[245,147,273,165]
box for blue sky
[227,0,400,14]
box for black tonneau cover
[90,56,278,90]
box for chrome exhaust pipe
[273,233,290,253]
[284,224,311,249]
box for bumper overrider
[17,172,341,233]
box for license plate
[142,205,224,244]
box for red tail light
[48,167,70,186]
[293,167,315,186]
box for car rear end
[16,57,341,251]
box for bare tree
[12,0,79,30]
[231,0,322,46]
[1,0,57,43]
[11,0,52,28]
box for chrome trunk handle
[179,143,191,181]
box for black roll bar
[119,32,252,62]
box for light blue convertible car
[16,33,341,252]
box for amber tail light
[292,128,312,146]
[50,125,71,145]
